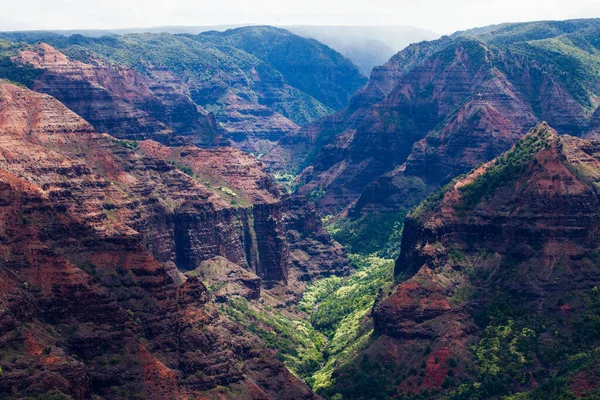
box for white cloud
[1,0,599,34]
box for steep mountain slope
[267,18,600,219]
[0,28,366,154]
[199,26,367,111]
[263,35,453,175]
[322,124,600,398]
[15,42,223,146]
[0,81,347,398]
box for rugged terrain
[286,26,439,75]
[0,81,347,399]
[267,19,600,220]
[323,124,600,398]
[3,18,600,400]
[0,27,366,154]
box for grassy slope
[0,41,42,87]
[214,254,394,395]
[1,31,345,127]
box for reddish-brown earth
[267,26,600,219]
[16,43,223,146]
[331,124,600,396]
[0,81,345,399]
[4,26,366,155]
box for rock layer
[268,20,600,218]
[331,124,600,397]
[17,43,223,146]
[0,81,344,398]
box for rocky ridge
[0,81,346,399]
[1,28,366,154]
[267,19,600,219]
[327,124,600,398]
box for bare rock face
[0,81,342,399]
[16,43,223,146]
[134,140,348,288]
[269,23,600,219]
[0,168,318,399]
[335,124,600,396]
[262,36,451,173]
[4,28,365,155]
[294,40,544,214]
[282,194,350,283]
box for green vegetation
[201,26,366,110]
[219,296,325,376]
[457,127,550,210]
[217,254,394,393]
[0,42,42,87]
[113,139,138,150]
[474,20,600,118]
[218,186,237,197]
[309,188,326,202]
[273,172,298,192]
[327,211,407,258]
[448,286,600,399]
[507,348,600,400]
[308,255,394,339]
[308,255,395,394]
[32,32,335,126]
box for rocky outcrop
[269,20,600,219]
[2,29,365,154]
[0,81,345,398]
[283,194,350,282]
[133,140,348,288]
[0,167,318,399]
[187,256,262,302]
[16,43,223,146]
[332,124,600,396]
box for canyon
[1,26,366,154]
[0,81,346,399]
[1,17,600,400]
[267,19,600,219]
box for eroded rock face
[262,36,451,174]
[133,140,348,288]
[16,43,223,146]
[338,124,600,396]
[0,168,318,399]
[269,22,600,218]
[187,256,262,302]
[0,81,343,398]
[4,28,364,155]
[294,40,544,214]
[282,194,350,283]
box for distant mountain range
[1,24,439,75]
[286,26,439,74]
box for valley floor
[216,253,395,397]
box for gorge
[1,18,600,400]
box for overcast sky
[2,0,599,34]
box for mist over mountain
[285,26,439,74]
